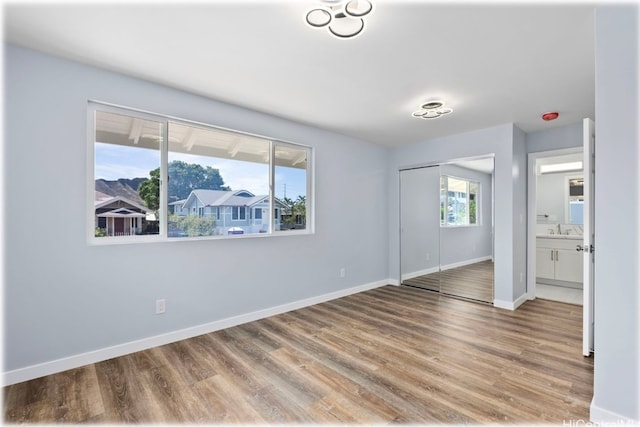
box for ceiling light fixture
[412,100,453,119]
[306,0,373,39]
[539,161,583,174]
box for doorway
[527,148,584,305]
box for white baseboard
[387,278,400,286]
[440,256,492,271]
[590,399,639,424]
[2,279,391,387]
[494,292,529,310]
[401,266,439,281]
[401,257,492,280]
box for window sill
[88,229,313,245]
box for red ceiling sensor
[542,111,560,121]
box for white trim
[590,400,638,424]
[2,279,390,387]
[494,292,529,310]
[440,256,492,271]
[401,266,440,281]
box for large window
[440,175,479,227]
[90,103,312,242]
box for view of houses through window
[440,175,479,226]
[92,104,310,240]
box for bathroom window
[440,175,479,227]
[568,177,584,224]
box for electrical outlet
[155,298,166,314]
[520,272,524,283]
[426,252,430,261]
[339,268,346,278]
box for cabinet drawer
[537,237,583,250]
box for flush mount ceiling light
[412,100,453,119]
[306,0,373,39]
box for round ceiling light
[542,111,560,121]
[345,0,373,17]
[413,100,453,120]
[329,13,364,38]
[306,0,372,39]
[421,101,444,110]
[306,9,332,27]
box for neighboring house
[174,189,285,235]
[95,191,155,236]
[169,199,187,216]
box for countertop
[536,234,583,240]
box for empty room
[2,1,639,424]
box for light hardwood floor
[403,260,494,303]
[3,285,593,423]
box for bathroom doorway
[527,148,584,305]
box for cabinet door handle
[556,250,559,261]
[551,250,554,261]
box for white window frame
[88,101,314,244]
[440,174,480,228]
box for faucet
[557,224,562,235]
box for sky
[95,143,307,200]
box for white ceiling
[3,1,596,147]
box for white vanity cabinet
[536,237,583,284]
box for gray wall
[526,121,583,153]
[511,127,528,300]
[388,123,527,306]
[592,5,640,422]
[4,45,390,372]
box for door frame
[526,147,583,301]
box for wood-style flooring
[403,260,494,303]
[3,285,593,424]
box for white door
[582,118,595,356]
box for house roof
[97,208,146,218]
[182,189,284,209]
[95,193,152,213]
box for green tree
[293,195,307,228]
[138,168,160,211]
[138,161,230,210]
[168,161,229,202]
[281,195,306,229]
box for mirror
[438,157,495,303]
[400,166,441,292]
[400,156,495,303]
[536,153,584,226]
